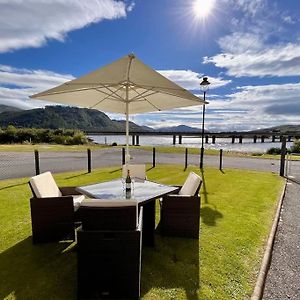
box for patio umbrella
[31,54,206,163]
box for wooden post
[34,150,40,175]
[122,147,125,165]
[87,149,91,173]
[280,137,286,177]
[185,148,188,169]
[219,149,223,171]
[152,147,156,168]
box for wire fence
[286,153,300,183]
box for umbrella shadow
[0,238,76,300]
[200,206,223,227]
[0,182,27,191]
[141,236,200,299]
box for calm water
[90,135,293,153]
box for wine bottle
[125,170,131,199]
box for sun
[193,0,215,19]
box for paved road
[263,179,300,300]
[0,148,299,180]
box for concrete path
[262,179,300,299]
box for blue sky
[0,0,299,131]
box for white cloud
[204,41,300,77]
[0,65,74,109]
[0,0,130,53]
[158,70,231,90]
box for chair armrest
[59,186,82,196]
[30,195,74,207]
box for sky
[0,0,299,131]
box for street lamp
[200,77,210,169]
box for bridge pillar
[231,136,235,144]
[253,136,257,143]
[239,136,243,143]
[132,135,135,146]
[136,135,140,145]
[279,136,283,142]
[173,135,176,145]
[212,135,216,144]
[287,136,292,142]
[272,135,275,142]
[205,135,209,144]
[178,135,182,144]
[261,136,265,143]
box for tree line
[0,126,89,145]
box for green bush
[0,126,88,145]
[290,139,300,153]
[266,147,281,155]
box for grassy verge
[0,165,283,299]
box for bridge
[85,130,300,145]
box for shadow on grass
[0,237,76,300]
[0,182,27,191]
[200,206,223,226]
[200,169,208,204]
[141,236,199,299]
[65,172,89,179]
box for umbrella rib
[94,85,124,101]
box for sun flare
[193,0,215,19]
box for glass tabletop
[76,178,178,204]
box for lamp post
[200,77,210,169]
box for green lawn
[0,165,283,299]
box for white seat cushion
[30,171,62,198]
[122,164,146,180]
[179,172,202,196]
[73,195,85,211]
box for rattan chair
[160,172,202,239]
[77,200,143,300]
[29,171,84,243]
[122,164,147,180]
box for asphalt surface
[0,148,292,180]
[262,179,300,300]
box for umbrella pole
[125,87,130,164]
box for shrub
[290,139,300,153]
[266,147,281,155]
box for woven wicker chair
[29,171,84,243]
[77,200,143,300]
[160,172,202,239]
[122,164,147,180]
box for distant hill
[0,105,22,114]
[157,125,200,132]
[0,106,150,132]
[249,125,300,134]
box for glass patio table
[76,178,179,246]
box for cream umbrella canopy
[31,54,206,163]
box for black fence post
[219,149,223,171]
[122,147,125,165]
[152,147,156,168]
[87,149,92,173]
[185,148,188,170]
[280,137,286,176]
[34,150,40,175]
